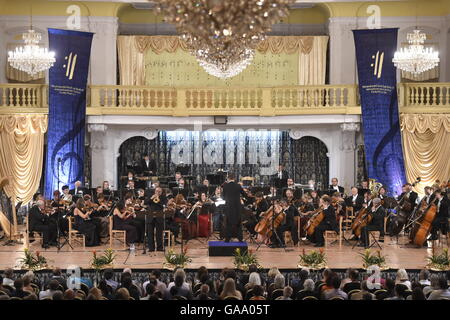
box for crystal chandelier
[156,0,293,79]
[8,29,56,76]
[392,29,439,75]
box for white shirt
[352,195,358,203]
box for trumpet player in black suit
[146,186,167,252]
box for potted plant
[163,247,192,269]
[91,248,116,270]
[427,248,450,271]
[233,248,261,271]
[18,249,48,271]
[359,249,388,270]
[298,248,327,270]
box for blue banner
[353,28,406,196]
[44,29,93,199]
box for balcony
[1,82,449,116]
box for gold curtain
[117,35,328,86]
[0,115,47,205]
[401,114,450,193]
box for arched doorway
[290,136,329,188]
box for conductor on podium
[222,172,244,242]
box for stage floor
[0,233,443,271]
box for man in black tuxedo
[270,199,299,248]
[28,200,57,249]
[429,190,449,240]
[329,177,344,194]
[272,165,289,191]
[141,155,156,176]
[345,187,364,213]
[146,187,167,251]
[359,198,386,247]
[70,180,86,201]
[222,173,244,242]
[312,195,338,247]
[397,183,418,210]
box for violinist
[378,186,396,209]
[269,198,299,248]
[287,178,295,189]
[123,180,137,199]
[113,201,138,251]
[195,192,214,237]
[312,195,338,247]
[359,198,385,248]
[85,194,109,240]
[362,191,373,210]
[298,195,315,238]
[146,187,167,252]
[309,190,320,210]
[28,200,57,249]
[73,198,100,247]
[429,190,449,241]
[50,190,69,234]
[61,185,74,209]
[254,192,270,219]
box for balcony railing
[1,82,449,115]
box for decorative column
[88,124,108,187]
[339,122,360,191]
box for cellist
[312,195,338,247]
[358,198,385,248]
[269,198,299,248]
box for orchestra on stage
[26,155,450,252]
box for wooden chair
[109,216,126,249]
[347,289,361,300]
[342,207,355,231]
[24,214,43,248]
[325,217,343,247]
[270,288,284,300]
[163,230,174,250]
[68,217,85,249]
[302,296,318,300]
[329,296,345,300]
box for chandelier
[8,29,56,76]
[156,0,293,79]
[392,29,439,75]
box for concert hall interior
[0,0,450,303]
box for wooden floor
[0,233,446,270]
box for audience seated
[0,265,447,302]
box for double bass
[409,203,437,246]
[351,207,372,237]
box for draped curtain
[401,114,450,193]
[117,35,328,86]
[0,115,47,205]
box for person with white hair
[245,272,261,290]
[28,199,57,248]
[395,269,411,290]
[295,279,317,300]
[167,268,191,293]
[359,197,386,248]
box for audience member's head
[13,278,24,291]
[304,279,315,292]
[63,289,75,300]
[394,284,407,298]
[248,272,261,287]
[52,290,64,300]
[49,280,60,291]
[283,286,293,299]
[23,293,37,300]
[253,285,264,297]
[115,288,130,300]
[411,287,426,300]
[274,274,285,289]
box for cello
[410,203,437,246]
[304,208,324,236]
[254,202,286,242]
[351,207,372,237]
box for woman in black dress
[73,199,101,246]
[113,201,138,250]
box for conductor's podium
[208,241,248,257]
